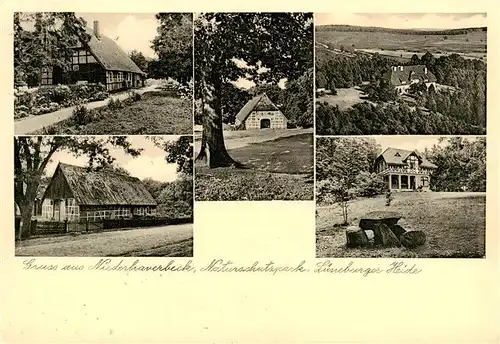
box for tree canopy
[14,12,90,86]
[149,13,193,85]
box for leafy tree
[141,178,168,200]
[14,136,141,239]
[14,12,90,86]
[427,137,486,192]
[129,50,149,74]
[150,13,193,84]
[150,136,193,176]
[195,13,313,168]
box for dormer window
[395,152,401,157]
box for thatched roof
[383,65,437,86]
[378,148,437,169]
[235,93,283,123]
[84,27,145,75]
[46,163,156,206]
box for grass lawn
[196,133,314,201]
[15,223,193,257]
[37,91,192,135]
[316,192,486,258]
[317,87,375,111]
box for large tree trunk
[195,75,243,168]
[19,203,33,240]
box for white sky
[76,13,158,58]
[45,136,183,182]
[315,13,487,29]
[371,136,482,153]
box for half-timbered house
[375,148,437,191]
[41,21,146,92]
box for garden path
[14,84,160,135]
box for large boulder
[345,226,369,248]
[378,224,401,247]
[390,224,407,239]
[359,211,402,231]
[400,231,426,248]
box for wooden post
[64,219,69,233]
[86,219,89,232]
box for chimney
[392,66,397,71]
[93,20,100,39]
[424,66,428,74]
[399,66,403,71]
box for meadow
[316,192,486,258]
[195,133,314,201]
[315,29,487,55]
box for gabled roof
[383,65,437,86]
[84,27,145,74]
[377,148,437,169]
[235,93,284,123]
[45,163,156,206]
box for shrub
[71,105,93,126]
[14,83,108,118]
[127,90,142,102]
[107,98,124,110]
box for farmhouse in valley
[40,21,145,92]
[40,163,156,222]
[374,148,437,191]
[235,93,288,129]
[383,65,437,93]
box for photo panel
[315,135,486,258]
[14,135,194,257]
[314,13,487,135]
[14,12,194,135]
[194,12,314,201]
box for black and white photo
[14,12,193,135]
[194,12,314,201]
[14,135,193,257]
[316,136,486,258]
[315,13,487,135]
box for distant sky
[45,136,183,182]
[76,13,158,58]
[315,13,487,29]
[371,136,482,153]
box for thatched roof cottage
[235,93,288,129]
[41,21,146,92]
[41,163,156,222]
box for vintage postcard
[1,3,498,344]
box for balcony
[379,166,430,175]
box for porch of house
[384,173,431,192]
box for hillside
[315,25,487,57]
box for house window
[422,176,429,187]
[42,199,54,219]
[41,67,53,85]
[408,156,419,170]
[65,198,80,221]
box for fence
[27,216,192,237]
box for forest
[316,51,486,135]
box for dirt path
[15,223,193,257]
[14,85,160,135]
